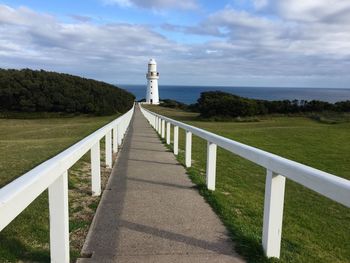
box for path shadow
[119,220,235,256]
[129,147,165,153]
[131,140,160,144]
[127,158,181,166]
[127,177,195,190]
[79,110,136,259]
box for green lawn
[0,115,117,262]
[145,105,350,263]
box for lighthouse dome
[149,58,156,65]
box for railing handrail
[140,105,350,208]
[140,103,350,258]
[0,104,135,262]
[0,107,131,205]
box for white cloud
[103,0,198,10]
[253,0,268,10]
[0,4,191,82]
[267,0,350,23]
[0,4,349,87]
[103,0,132,7]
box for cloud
[70,14,93,23]
[0,4,349,88]
[253,0,268,10]
[274,0,350,23]
[158,4,350,86]
[103,0,198,10]
[163,5,350,58]
[0,4,191,82]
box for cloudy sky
[0,0,350,87]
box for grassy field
[0,115,117,262]
[145,105,350,263]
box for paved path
[78,107,244,263]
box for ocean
[120,84,350,104]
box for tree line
[195,91,350,118]
[0,69,135,115]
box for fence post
[91,141,101,196]
[105,131,112,168]
[117,124,122,145]
[174,126,179,155]
[206,142,217,190]
[158,118,162,135]
[161,120,165,138]
[156,117,159,132]
[166,122,171,144]
[113,128,118,153]
[262,169,286,258]
[48,170,69,263]
[185,131,192,167]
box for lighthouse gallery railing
[140,104,350,259]
[0,105,134,263]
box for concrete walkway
[78,107,244,262]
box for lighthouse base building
[146,58,160,104]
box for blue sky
[0,0,350,87]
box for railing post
[185,131,192,167]
[121,119,125,138]
[48,170,69,263]
[174,126,179,155]
[105,130,112,168]
[155,116,158,132]
[158,118,162,135]
[117,124,122,145]
[166,122,171,144]
[91,141,101,196]
[113,127,118,153]
[206,142,217,190]
[262,169,286,259]
[161,120,165,138]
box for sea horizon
[120,84,350,104]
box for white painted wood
[48,171,69,263]
[91,141,101,196]
[140,105,350,208]
[206,142,217,191]
[117,124,122,145]
[185,131,192,168]
[0,105,134,262]
[166,122,171,144]
[113,128,118,153]
[157,117,160,133]
[139,104,350,259]
[161,119,165,138]
[105,131,112,168]
[155,116,158,131]
[262,170,286,258]
[158,118,162,134]
[174,126,179,155]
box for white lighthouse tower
[146,58,159,104]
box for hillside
[196,91,350,118]
[0,69,135,115]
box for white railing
[140,104,350,259]
[0,105,134,263]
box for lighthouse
[146,58,159,104]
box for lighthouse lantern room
[146,58,159,104]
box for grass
[0,115,117,262]
[144,105,350,263]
